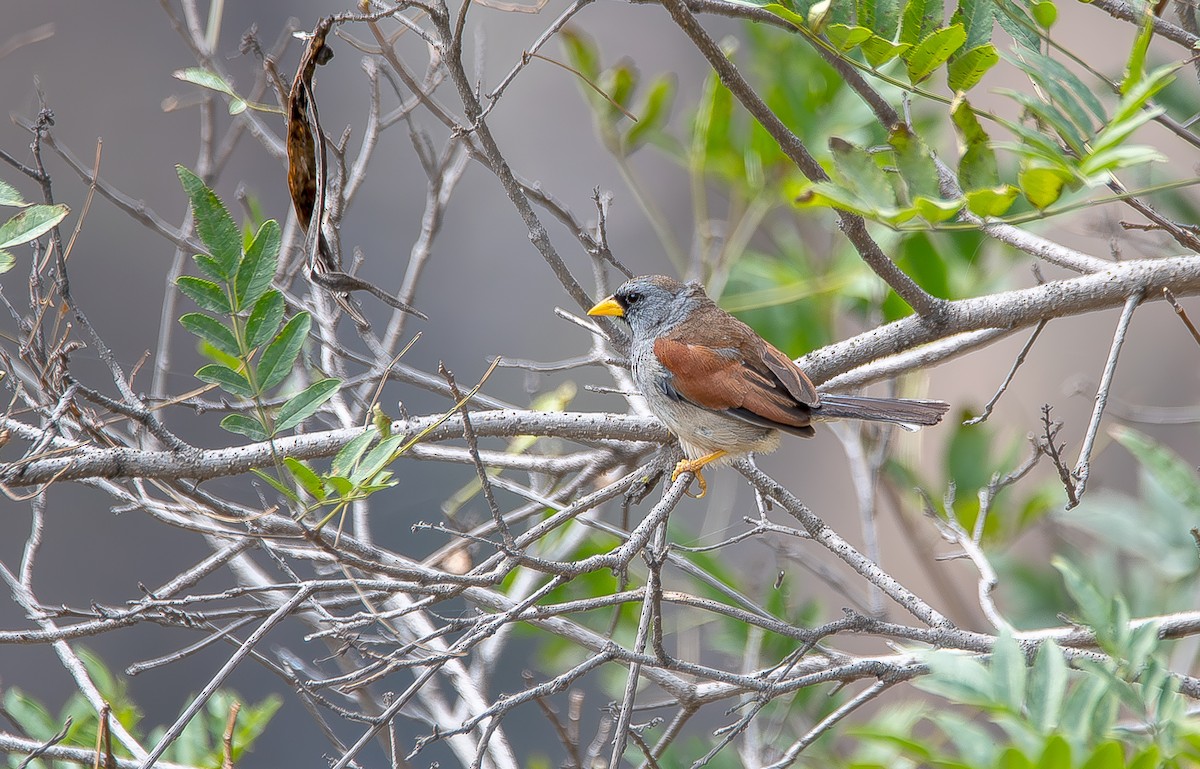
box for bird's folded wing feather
[653,338,814,430]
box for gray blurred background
[2,1,1199,766]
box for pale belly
[632,344,781,459]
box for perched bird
[588,275,950,497]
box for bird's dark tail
[813,394,950,429]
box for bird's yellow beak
[587,297,624,317]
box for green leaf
[351,434,406,485]
[931,712,1000,767]
[990,632,1027,713]
[602,65,636,114]
[1037,734,1071,769]
[1032,0,1057,28]
[194,253,228,282]
[333,430,378,477]
[1088,107,1164,161]
[1077,145,1165,180]
[1061,675,1107,744]
[995,1,1042,50]
[179,313,240,357]
[1125,619,1161,672]
[283,457,326,501]
[177,276,232,314]
[560,28,600,81]
[947,43,998,91]
[1019,164,1072,209]
[173,68,248,115]
[220,413,268,440]
[900,0,941,46]
[889,123,941,202]
[1053,557,1110,629]
[0,203,70,249]
[1028,639,1067,732]
[905,24,965,83]
[276,378,341,432]
[1122,9,1154,94]
[1079,741,1123,769]
[998,748,1034,769]
[915,650,994,705]
[1110,425,1200,510]
[196,364,254,398]
[4,688,58,739]
[199,339,242,369]
[827,0,853,25]
[326,475,355,497]
[1008,51,1105,134]
[999,119,1078,165]
[1129,746,1160,769]
[868,0,902,39]
[946,416,992,496]
[758,3,808,29]
[862,36,911,67]
[1111,64,1175,126]
[235,219,280,311]
[0,179,27,207]
[1001,89,1088,156]
[954,0,995,50]
[625,76,676,153]
[252,468,301,503]
[0,250,13,273]
[177,165,240,276]
[912,195,964,222]
[953,100,999,187]
[826,24,874,51]
[965,186,1019,216]
[257,312,311,391]
[794,182,879,219]
[830,137,896,208]
[246,290,285,350]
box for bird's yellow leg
[671,450,727,499]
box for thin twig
[1071,292,1142,507]
[965,320,1047,425]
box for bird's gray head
[587,275,710,337]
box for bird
[587,275,950,497]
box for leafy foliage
[1,649,279,768]
[175,166,340,441]
[0,177,69,274]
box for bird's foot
[671,450,727,499]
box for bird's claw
[671,460,709,499]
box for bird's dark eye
[625,291,641,305]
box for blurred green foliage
[2,649,279,768]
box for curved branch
[0,411,665,487]
[799,254,1200,383]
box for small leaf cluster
[560,29,677,157]
[773,2,1176,224]
[2,648,279,768]
[1057,426,1200,613]
[172,67,281,116]
[794,122,971,225]
[175,166,339,441]
[255,425,404,529]
[0,177,70,274]
[758,0,1003,91]
[257,368,493,528]
[853,619,1200,769]
[997,22,1174,210]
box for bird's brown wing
[653,337,815,433]
[759,341,820,407]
